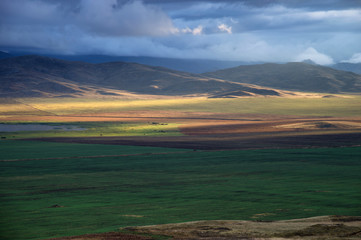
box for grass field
[1,96,361,117]
[1,96,361,140]
[1,140,360,240]
[0,96,360,239]
[0,122,181,139]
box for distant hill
[0,51,12,60]
[6,50,361,75]
[331,62,361,74]
[0,55,288,98]
[204,62,361,93]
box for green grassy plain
[0,96,361,239]
[0,140,360,240]
[0,122,181,139]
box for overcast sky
[1,0,361,64]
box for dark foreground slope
[0,55,286,98]
[47,216,361,240]
[204,62,361,93]
[124,215,361,240]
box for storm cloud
[1,0,361,64]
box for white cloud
[218,24,232,34]
[306,9,361,21]
[342,53,361,64]
[294,47,334,65]
[192,25,203,35]
[178,25,203,35]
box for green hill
[204,62,361,93]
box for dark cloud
[1,0,361,64]
[0,0,177,37]
[75,0,176,36]
[144,0,361,9]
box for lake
[0,124,85,132]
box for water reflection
[0,124,85,132]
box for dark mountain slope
[0,56,103,97]
[204,62,361,93]
[7,52,254,73]
[0,55,288,98]
[0,51,12,60]
[331,62,361,74]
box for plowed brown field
[25,111,361,150]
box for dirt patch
[48,204,64,208]
[180,118,361,136]
[121,215,361,240]
[332,216,361,222]
[251,213,276,219]
[278,224,361,238]
[121,215,145,218]
[275,121,361,130]
[8,112,361,150]
[46,216,361,240]
[45,231,153,240]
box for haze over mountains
[332,62,361,75]
[2,51,361,74]
[30,55,252,74]
[0,54,361,98]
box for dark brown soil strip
[24,132,361,151]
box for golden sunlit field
[1,95,361,117]
[1,96,361,145]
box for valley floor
[2,97,361,150]
[23,112,361,150]
[1,97,361,239]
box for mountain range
[3,51,360,74]
[204,62,361,93]
[0,54,361,98]
[0,55,287,98]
